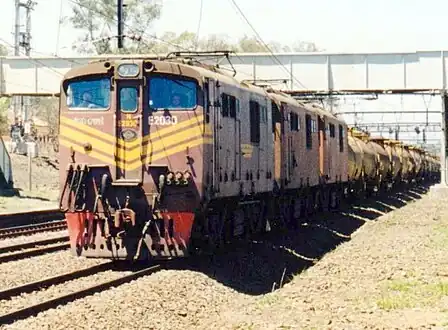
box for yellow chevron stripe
[60,125,115,155]
[59,114,206,148]
[60,135,213,172]
[148,137,213,164]
[59,137,115,164]
[117,137,213,171]
[60,122,212,164]
[116,136,213,170]
[60,116,114,143]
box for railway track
[0,220,67,239]
[0,263,162,325]
[0,236,70,263]
[0,208,64,229]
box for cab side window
[306,114,312,149]
[221,93,237,118]
[250,100,260,144]
[339,125,344,152]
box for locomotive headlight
[166,172,174,185]
[117,63,140,77]
[175,171,183,185]
[181,171,191,186]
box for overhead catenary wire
[55,0,65,55]
[194,0,204,50]
[227,0,308,91]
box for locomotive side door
[115,82,144,182]
[259,99,269,191]
[283,104,292,184]
[318,116,326,181]
[221,90,239,195]
[271,101,282,187]
[235,99,241,182]
[208,79,220,193]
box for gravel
[1,269,241,330]
[1,185,447,329]
[0,230,68,249]
[0,251,107,290]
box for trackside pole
[28,151,31,191]
[430,90,448,195]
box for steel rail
[0,264,161,325]
[0,236,69,254]
[0,209,64,229]
[0,220,67,239]
[0,241,70,263]
[0,262,115,300]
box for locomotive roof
[64,56,341,122]
[190,62,341,122]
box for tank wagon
[345,129,439,197]
[57,52,440,261]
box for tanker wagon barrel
[347,129,378,196]
[403,144,416,183]
[383,139,402,186]
[367,137,392,190]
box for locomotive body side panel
[267,94,320,190]
[326,119,349,183]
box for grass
[376,278,448,311]
[256,293,280,307]
[430,224,448,248]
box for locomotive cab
[58,58,211,260]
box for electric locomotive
[58,52,440,261]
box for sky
[1,0,448,56]
[0,0,444,149]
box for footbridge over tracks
[1,51,448,186]
[2,51,448,96]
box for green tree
[68,0,161,54]
[292,41,320,52]
[140,32,322,54]
[0,98,10,135]
[237,36,268,53]
[33,97,59,135]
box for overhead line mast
[117,0,124,49]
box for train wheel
[314,190,323,212]
[204,211,226,252]
[328,189,339,210]
[305,193,314,216]
[247,202,265,235]
[277,197,290,229]
[293,197,305,222]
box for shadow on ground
[181,183,432,296]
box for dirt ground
[193,186,448,329]
[0,153,59,213]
